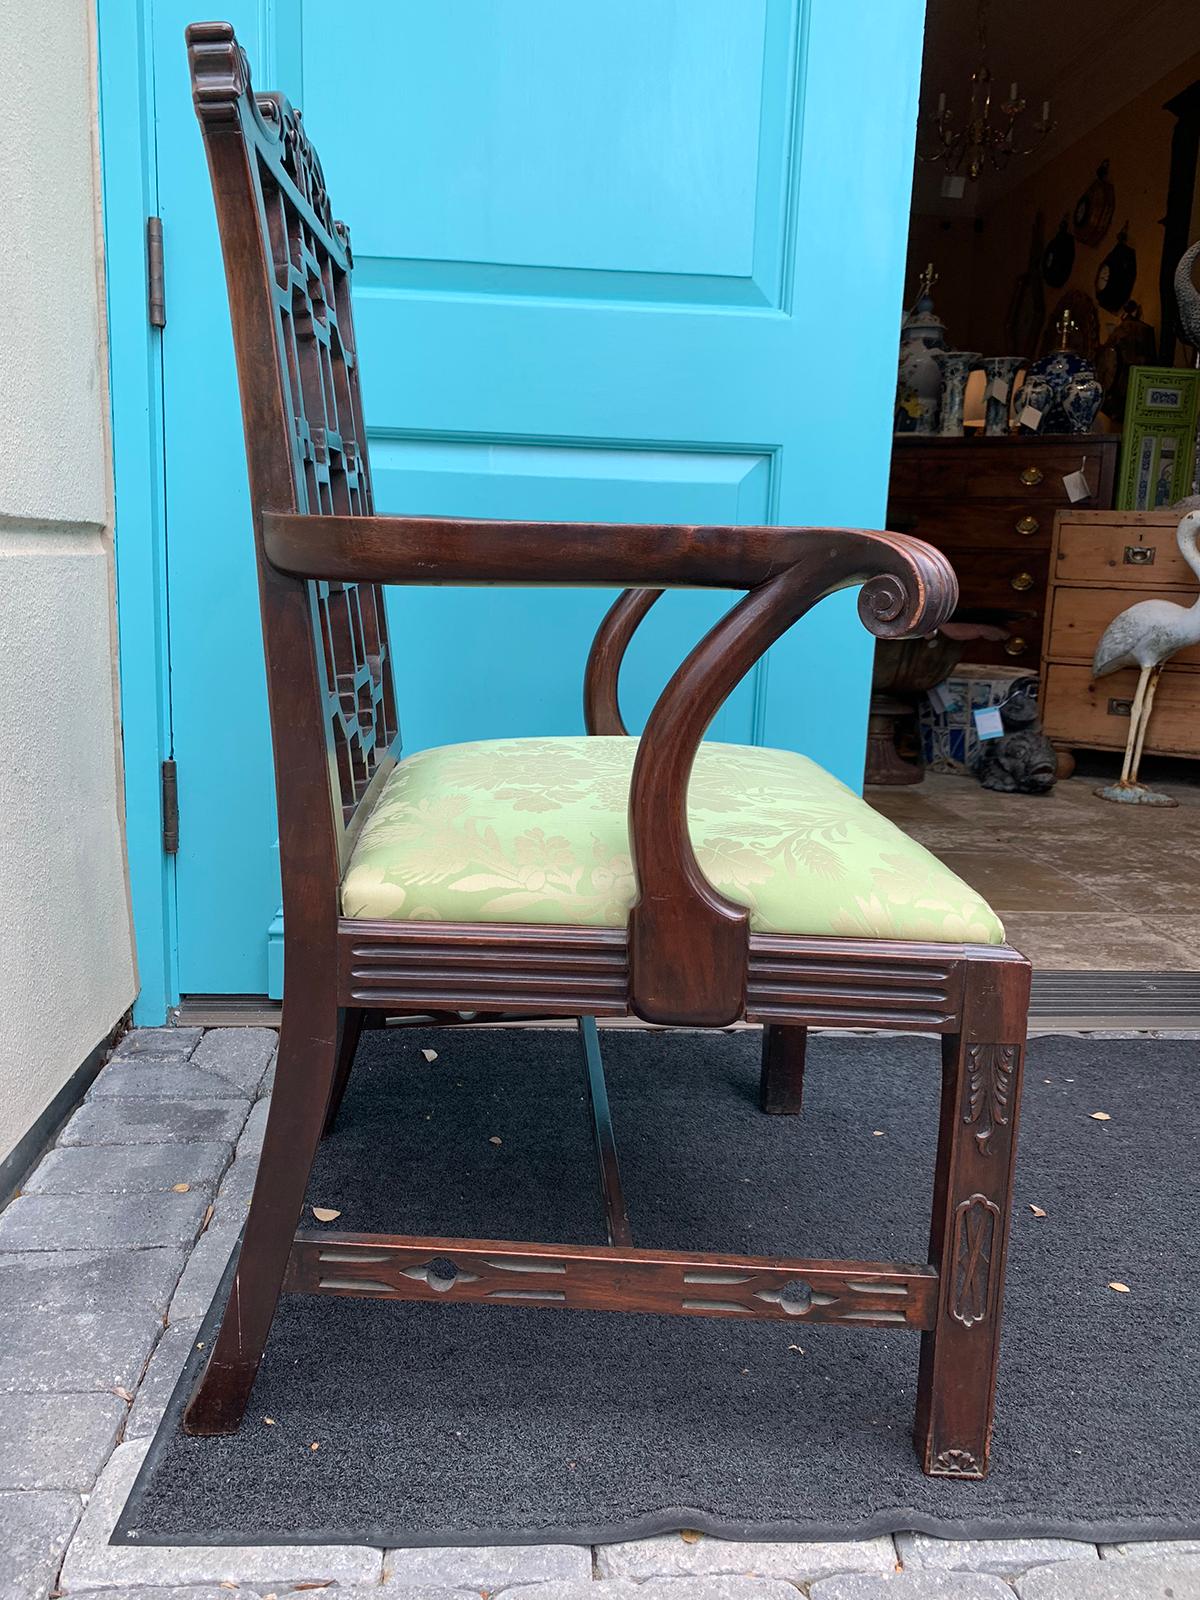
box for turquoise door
[148,0,925,998]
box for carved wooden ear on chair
[181,19,1031,1483]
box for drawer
[957,447,1112,501]
[1042,662,1200,755]
[947,612,1041,667]
[1054,517,1200,588]
[887,499,1054,548]
[1047,586,1200,668]
[950,552,1048,606]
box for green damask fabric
[341,736,1005,944]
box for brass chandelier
[920,0,1053,182]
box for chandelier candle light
[922,0,1053,183]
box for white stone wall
[0,0,136,1163]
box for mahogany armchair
[182,21,1031,1481]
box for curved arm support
[627,532,956,1026]
[584,589,664,735]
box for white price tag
[973,705,1005,741]
[986,377,1011,403]
[1062,468,1092,503]
[1018,404,1044,431]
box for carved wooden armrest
[262,510,957,1025]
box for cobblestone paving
[1,1027,1197,1600]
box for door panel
[152,0,925,995]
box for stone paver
[812,1575,1016,1600]
[87,1061,249,1101]
[125,1320,203,1440]
[0,1247,183,1316]
[21,1142,230,1198]
[209,1150,259,1231]
[238,1097,269,1149]
[1016,1554,1200,1598]
[593,1533,897,1584]
[167,1222,240,1322]
[0,1190,212,1253]
[1101,1540,1200,1559]
[58,1098,245,1150]
[510,1581,805,1600]
[0,1489,82,1600]
[0,1305,164,1396]
[58,1440,383,1591]
[895,1535,1096,1577]
[189,1028,277,1097]
[384,1543,591,1590]
[0,1391,126,1490]
[108,1028,202,1062]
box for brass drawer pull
[1108,697,1133,717]
[1019,466,1044,487]
[1124,545,1155,565]
[1010,570,1035,592]
[1004,636,1029,657]
[1015,514,1040,536]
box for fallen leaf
[219,1584,238,1591]
[872,1130,885,1137]
[294,1584,332,1591]
[489,1136,503,1146]
[312,1206,341,1222]
[113,1386,134,1403]
[201,1203,215,1230]
[1108,1281,1131,1294]
[171,1183,191,1193]
[310,1442,320,1452]
[421,1048,439,1062]
[1090,1111,1111,1121]
[263,1416,277,1426]
[787,1344,805,1353]
[679,1530,703,1544]
[1029,1205,1047,1218]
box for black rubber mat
[118,1027,1200,1547]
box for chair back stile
[186,22,399,924]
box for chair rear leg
[760,1024,807,1114]
[322,1006,365,1136]
[183,978,340,1435]
[914,951,1030,1478]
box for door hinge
[147,216,166,328]
[162,759,179,854]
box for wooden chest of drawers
[887,434,1119,669]
[1041,509,1200,759]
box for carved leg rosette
[914,956,1030,1478]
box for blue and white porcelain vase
[933,350,981,437]
[980,355,1025,436]
[1013,312,1104,434]
[895,264,946,434]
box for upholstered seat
[342,736,1004,944]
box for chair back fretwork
[189,25,398,869]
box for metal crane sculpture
[1175,238,1200,351]
[1092,508,1200,806]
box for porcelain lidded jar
[895,263,947,434]
[1013,311,1104,434]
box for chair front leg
[760,1024,807,1114]
[914,951,1030,1478]
[183,970,340,1435]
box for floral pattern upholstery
[341,736,1005,944]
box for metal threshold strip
[179,970,1200,1032]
